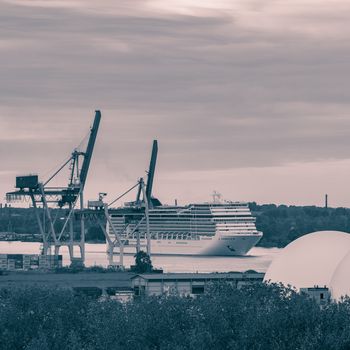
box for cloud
[1,0,350,205]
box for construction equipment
[6,111,101,266]
[85,177,150,268]
[84,140,159,268]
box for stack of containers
[7,254,23,270]
[45,255,63,269]
[55,255,63,268]
[23,255,31,270]
[0,254,63,270]
[7,258,15,271]
[0,254,7,270]
[30,255,39,268]
[14,255,23,269]
[38,255,50,269]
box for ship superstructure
[108,201,262,256]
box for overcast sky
[1,0,350,207]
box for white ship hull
[119,233,262,256]
[108,202,263,258]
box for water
[0,241,281,273]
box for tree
[133,250,153,273]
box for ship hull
[119,233,263,256]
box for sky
[1,0,350,208]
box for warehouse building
[131,271,265,297]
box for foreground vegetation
[1,283,350,349]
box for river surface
[0,241,281,273]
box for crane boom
[79,110,101,189]
[145,139,158,205]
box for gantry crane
[85,140,160,268]
[6,111,101,266]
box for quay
[0,270,265,298]
[0,271,134,298]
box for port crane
[85,140,159,268]
[136,140,160,208]
[6,111,101,266]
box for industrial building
[300,286,331,306]
[0,270,133,299]
[131,271,265,297]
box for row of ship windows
[120,232,198,240]
[110,214,253,219]
[110,228,257,237]
[111,218,255,224]
[152,213,252,216]
[114,230,257,241]
[110,222,257,229]
[112,224,257,230]
[149,210,252,214]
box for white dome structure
[264,231,350,290]
[330,250,350,300]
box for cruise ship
[106,140,262,256]
[108,201,263,256]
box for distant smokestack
[325,194,328,209]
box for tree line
[250,203,350,247]
[3,204,350,247]
[0,283,350,349]
[0,207,105,242]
